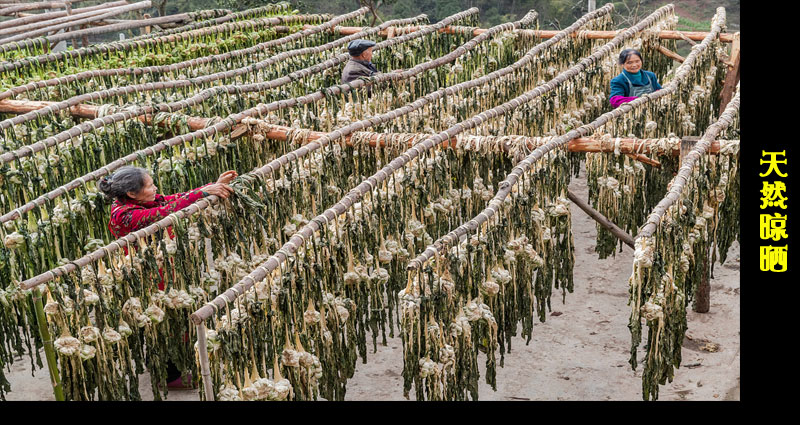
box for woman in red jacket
[100,166,235,240]
[98,166,235,389]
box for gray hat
[348,39,376,56]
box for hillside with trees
[154,0,739,31]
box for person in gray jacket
[341,39,380,84]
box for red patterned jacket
[108,185,209,239]
[108,185,209,290]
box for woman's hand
[203,183,234,199]
[217,170,238,184]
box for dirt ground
[3,169,740,401]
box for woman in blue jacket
[608,49,662,108]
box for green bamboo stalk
[32,288,65,401]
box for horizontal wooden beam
[0,99,736,157]
[306,24,737,43]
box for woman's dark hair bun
[97,166,148,201]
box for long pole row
[0,1,126,32]
[189,2,674,324]
[2,11,472,232]
[320,24,736,43]
[17,7,489,290]
[0,11,435,225]
[407,7,726,271]
[0,3,299,72]
[0,8,372,162]
[0,1,127,38]
[0,99,737,157]
[0,1,153,46]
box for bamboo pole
[0,1,70,16]
[196,323,214,401]
[0,0,126,31]
[0,1,152,45]
[0,6,301,72]
[32,288,65,401]
[43,12,197,44]
[309,24,736,43]
[191,3,676,323]
[407,7,725,271]
[0,98,735,158]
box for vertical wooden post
[680,138,711,313]
[694,251,711,313]
[65,2,79,51]
[196,323,215,401]
[718,32,740,115]
[32,288,65,401]
[80,23,88,47]
[143,12,151,35]
[678,137,696,168]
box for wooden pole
[80,24,88,47]
[196,323,215,401]
[64,0,78,52]
[567,189,634,248]
[0,0,126,31]
[0,1,151,45]
[656,44,684,63]
[46,12,197,44]
[0,1,70,16]
[0,1,128,38]
[32,288,65,401]
[625,152,661,167]
[307,24,737,43]
[680,135,709,313]
[718,32,740,115]
[143,12,151,34]
[0,98,737,159]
